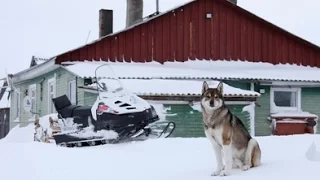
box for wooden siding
[9,68,77,129]
[55,0,320,67]
[301,87,320,133]
[254,85,320,136]
[165,104,250,138]
[83,91,98,106]
[254,85,273,136]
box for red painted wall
[55,0,320,67]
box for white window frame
[270,87,301,113]
[13,88,21,122]
[68,80,77,104]
[48,77,56,114]
[29,84,37,119]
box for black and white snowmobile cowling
[50,64,175,148]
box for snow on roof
[87,79,260,97]
[64,60,220,79]
[63,60,320,82]
[29,56,50,68]
[33,56,49,65]
[162,60,320,82]
[271,112,319,118]
[0,80,10,109]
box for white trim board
[13,88,21,122]
[11,59,59,84]
[68,79,77,104]
[28,84,37,120]
[260,81,320,87]
[47,75,56,114]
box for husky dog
[200,81,261,176]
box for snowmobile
[51,64,175,147]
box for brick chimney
[99,9,113,38]
[126,0,143,28]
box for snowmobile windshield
[94,64,128,98]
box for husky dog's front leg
[220,144,232,176]
[205,131,224,176]
[211,140,224,176]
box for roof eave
[72,75,320,83]
[11,58,60,84]
[77,85,260,99]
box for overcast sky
[0,0,319,78]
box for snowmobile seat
[52,95,72,110]
[59,105,81,118]
[52,95,81,118]
[73,106,92,117]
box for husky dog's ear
[202,81,209,94]
[217,82,223,94]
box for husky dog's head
[201,81,224,111]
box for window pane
[274,91,297,107]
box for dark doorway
[0,108,10,139]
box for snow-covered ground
[1,123,320,180]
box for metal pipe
[156,0,159,14]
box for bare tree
[126,0,143,28]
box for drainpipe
[75,77,78,105]
[250,82,256,137]
[156,0,159,14]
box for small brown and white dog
[200,81,261,176]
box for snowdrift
[0,113,59,143]
[1,119,320,180]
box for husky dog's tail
[246,138,261,167]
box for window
[48,77,56,114]
[14,89,20,121]
[68,80,76,104]
[270,87,301,113]
[29,84,37,118]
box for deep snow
[1,122,320,180]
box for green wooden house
[6,56,320,138]
[7,58,261,137]
[7,0,320,138]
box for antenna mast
[156,0,159,14]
